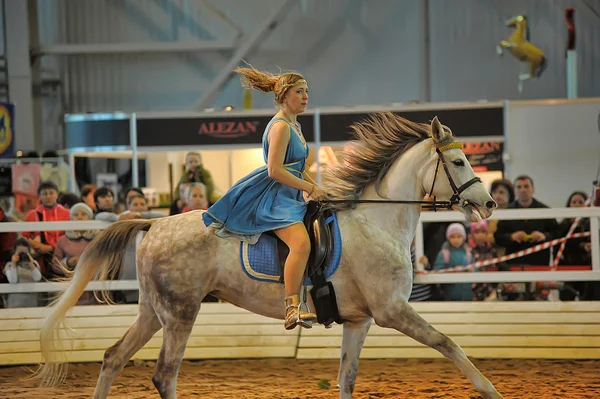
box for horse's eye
[452,160,465,167]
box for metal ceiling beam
[194,0,296,110]
[197,0,244,38]
[34,39,237,55]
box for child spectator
[470,220,503,301]
[433,223,473,301]
[52,202,97,305]
[2,238,42,308]
[53,203,96,272]
[173,152,218,208]
[182,183,209,212]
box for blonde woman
[203,65,327,330]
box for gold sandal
[284,294,317,330]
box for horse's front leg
[336,319,372,398]
[373,301,504,399]
[498,40,517,51]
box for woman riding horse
[202,65,327,330]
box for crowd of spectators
[411,175,599,302]
[0,152,214,308]
[1,165,598,308]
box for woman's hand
[309,185,327,201]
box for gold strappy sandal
[284,294,317,330]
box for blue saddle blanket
[240,213,342,285]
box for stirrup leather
[284,295,316,330]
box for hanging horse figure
[497,15,547,93]
[36,113,503,399]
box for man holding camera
[2,238,42,308]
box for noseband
[323,140,482,211]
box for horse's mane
[322,112,452,211]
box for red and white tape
[552,197,593,268]
[417,231,591,274]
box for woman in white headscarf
[52,202,98,304]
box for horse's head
[506,15,526,29]
[425,117,497,222]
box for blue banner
[0,103,15,158]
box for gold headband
[437,141,463,152]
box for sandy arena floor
[0,358,598,398]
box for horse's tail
[35,219,155,387]
[536,56,548,78]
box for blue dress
[202,117,309,244]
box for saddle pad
[240,213,342,285]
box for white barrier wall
[504,98,600,208]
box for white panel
[505,99,600,208]
[230,147,265,185]
[146,152,170,193]
[198,149,231,194]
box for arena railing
[414,207,600,284]
[0,206,598,294]
[0,220,138,294]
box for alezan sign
[135,115,314,147]
[198,121,260,139]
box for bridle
[323,140,482,211]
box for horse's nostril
[485,201,496,210]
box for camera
[18,252,30,263]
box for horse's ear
[430,116,450,143]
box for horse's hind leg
[374,301,503,399]
[152,305,200,399]
[93,294,162,399]
[336,319,372,398]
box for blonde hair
[186,152,201,162]
[185,182,207,201]
[234,64,307,104]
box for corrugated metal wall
[35,0,600,114]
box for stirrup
[285,304,313,330]
[284,295,316,330]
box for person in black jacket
[494,175,559,266]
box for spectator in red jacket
[21,180,71,277]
